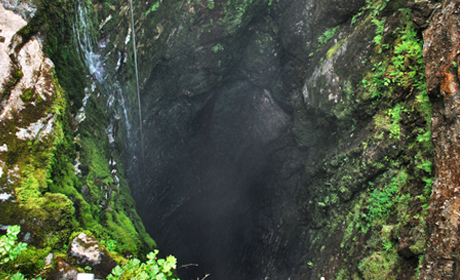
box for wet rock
[421,0,460,278]
[397,237,415,259]
[68,233,117,279]
[47,258,78,280]
[409,0,439,29]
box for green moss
[37,0,87,112]
[301,4,434,279]
[13,70,24,79]
[15,246,51,277]
[326,39,345,60]
[15,169,78,248]
[20,89,35,102]
[358,251,398,280]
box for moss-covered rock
[0,0,155,277]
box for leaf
[147,251,157,260]
[7,225,21,237]
[112,265,124,277]
[10,272,26,280]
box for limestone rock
[47,258,78,280]
[68,233,117,279]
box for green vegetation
[358,251,396,280]
[0,0,157,277]
[37,0,87,112]
[207,0,215,10]
[0,226,27,265]
[0,226,44,280]
[326,39,345,59]
[145,1,161,17]
[219,0,262,35]
[302,1,434,278]
[212,43,224,53]
[363,172,408,229]
[309,26,340,57]
[351,0,390,24]
[318,26,338,47]
[107,250,179,280]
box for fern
[318,26,338,46]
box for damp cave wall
[119,0,442,279]
[1,0,460,279]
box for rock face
[3,0,460,278]
[118,0,433,279]
[0,0,154,277]
[421,0,460,278]
[0,3,26,93]
[107,0,460,279]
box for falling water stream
[74,0,135,142]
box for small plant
[145,1,160,17]
[363,172,408,228]
[351,0,390,25]
[107,250,179,280]
[318,26,338,46]
[372,18,385,47]
[212,43,224,53]
[13,70,24,79]
[388,103,403,139]
[101,238,119,253]
[9,272,43,280]
[207,0,215,9]
[20,89,34,102]
[0,226,44,280]
[0,225,28,265]
[382,240,393,252]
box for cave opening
[130,78,307,279]
[123,3,336,279]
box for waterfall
[74,1,103,81]
[73,0,132,140]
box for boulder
[68,233,117,279]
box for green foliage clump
[9,272,43,280]
[374,103,405,139]
[351,0,390,25]
[362,171,411,231]
[219,0,258,34]
[0,226,27,265]
[145,1,161,17]
[207,0,215,9]
[0,226,44,280]
[358,251,397,280]
[303,1,434,279]
[37,0,87,111]
[361,8,426,103]
[107,250,179,280]
[13,70,24,79]
[318,26,338,46]
[212,43,224,53]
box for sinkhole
[128,79,307,280]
